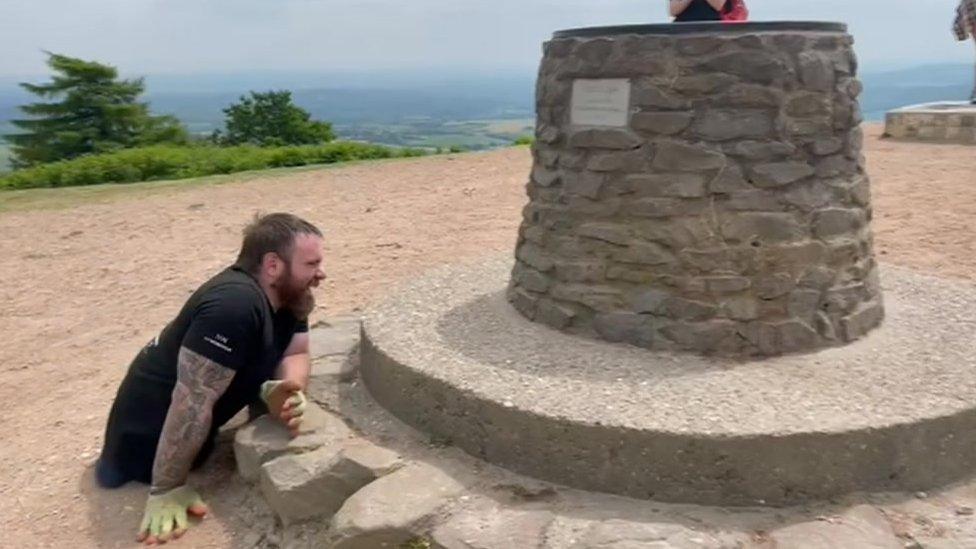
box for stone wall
[509,25,884,357]
[885,103,976,145]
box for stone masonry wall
[508,27,884,357]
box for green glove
[138,486,207,542]
[259,380,307,428]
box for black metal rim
[552,21,847,39]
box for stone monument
[510,21,881,356]
[359,22,976,506]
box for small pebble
[957,506,974,516]
[915,491,928,499]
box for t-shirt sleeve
[180,284,261,372]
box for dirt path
[0,125,974,547]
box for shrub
[0,142,427,190]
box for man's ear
[262,252,282,278]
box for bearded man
[94,212,326,544]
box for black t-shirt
[99,265,308,480]
[674,0,723,22]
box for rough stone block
[652,140,726,171]
[554,261,606,283]
[722,190,785,212]
[431,503,554,549]
[704,276,752,294]
[577,222,631,245]
[780,181,844,212]
[720,212,805,243]
[691,109,775,141]
[629,289,670,314]
[508,287,538,319]
[635,218,718,249]
[594,312,653,345]
[611,241,675,265]
[568,129,641,150]
[787,289,823,321]
[728,140,796,161]
[630,112,693,135]
[530,166,561,187]
[571,519,743,549]
[672,73,738,94]
[631,85,690,109]
[260,441,402,526]
[813,208,866,239]
[811,137,844,156]
[739,319,819,354]
[798,51,835,91]
[626,197,706,218]
[675,35,724,55]
[786,92,832,117]
[769,505,901,549]
[516,242,555,272]
[562,172,604,199]
[512,264,552,293]
[329,463,466,549]
[234,406,351,482]
[714,83,784,107]
[536,298,579,328]
[841,299,884,341]
[750,161,816,188]
[659,320,741,354]
[625,173,706,198]
[586,149,646,173]
[701,51,788,84]
[709,164,752,194]
[755,273,796,299]
[722,296,760,321]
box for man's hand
[260,380,307,437]
[137,486,208,545]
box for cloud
[0,0,971,77]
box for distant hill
[0,63,971,169]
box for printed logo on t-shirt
[204,333,233,353]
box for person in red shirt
[669,0,747,23]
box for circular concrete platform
[884,102,976,145]
[359,257,976,506]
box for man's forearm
[150,347,234,494]
[276,352,311,390]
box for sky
[0,0,973,79]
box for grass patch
[0,154,429,215]
[0,141,428,191]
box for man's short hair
[236,212,322,274]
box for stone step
[259,440,402,525]
[326,462,467,548]
[359,257,976,506]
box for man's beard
[274,265,316,320]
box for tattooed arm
[149,346,235,494]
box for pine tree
[4,52,186,168]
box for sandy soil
[0,125,974,548]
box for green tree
[4,52,187,168]
[218,90,335,147]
